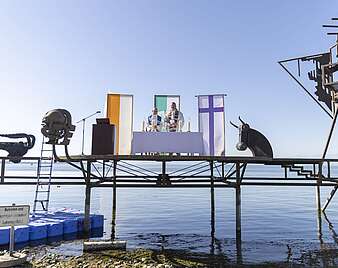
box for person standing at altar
[165,102,184,132]
[147,107,162,132]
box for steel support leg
[322,108,338,159]
[112,160,117,240]
[84,161,92,237]
[322,185,338,212]
[316,163,322,213]
[210,161,215,254]
[235,162,242,264]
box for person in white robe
[165,102,184,132]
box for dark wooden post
[84,161,92,236]
[235,162,242,264]
[111,160,117,240]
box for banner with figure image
[106,93,133,155]
[198,94,226,156]
[154,95,180,117]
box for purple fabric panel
[198,107,224,113]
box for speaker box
[91,122,115,155]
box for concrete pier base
[83,240,127,251]
[0,253,27,268]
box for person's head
[152,107,158,115]
[170,102,177,111]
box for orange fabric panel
[106,94,120,154]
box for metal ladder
[32,137,54,217]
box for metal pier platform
[0,155,337,262]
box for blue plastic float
[91,214,104,229]
[0,228,10,245]
[29,223,48,241]
[0,209,104,247]
[15,226,30,244]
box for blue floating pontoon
[0,228,10,245]
[63,218,78,234]
[0,209,104,247]
[34,219,63,237]
[15,226,30,244]
[29,223,48,241]
[91,214,104,229]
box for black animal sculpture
[230,117,273,158]
[0,133,35,163]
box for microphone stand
[76,111,101,155]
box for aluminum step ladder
[32,137,54,217]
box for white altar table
[131,132,204,154]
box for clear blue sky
[0,0,337,157]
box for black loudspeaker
[91,118,115,155]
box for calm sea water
[1,162,338,265]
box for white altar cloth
[131,132,204,154]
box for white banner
[119,95,133,155]
[106,93,133,155]
[198,95,225,156]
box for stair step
[37,182,50,185]
[283,164,315,178]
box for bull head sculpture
[230,117,273,158]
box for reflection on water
[0,164,338,265]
